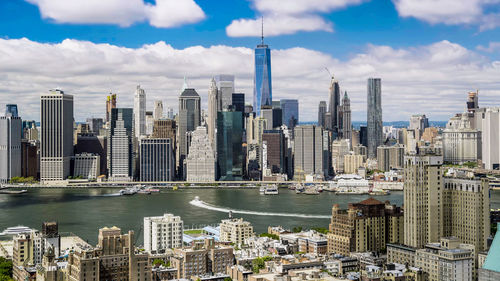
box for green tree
[292,226,303,233]
[311,227,328,234]
[259,233,279,240]
[224,278,232,281]
[0,257,13,280]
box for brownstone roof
[358,197,384,205]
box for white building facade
[144,213,183,253]
[73,153,100,179]
[186,127,216,182]
[443,113,481,164]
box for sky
[1,0,500,122]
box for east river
[1,187,499,245]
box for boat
[295,184,305,194]
[137,189,151,195]
[263,185,279,195]
[119,186,139,195]
[0,189,27,194]
[0,226,33,236]
[146,188,160,193]
[303,186,320,195]
[259,186,266,195]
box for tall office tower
[467,91,479,113]
[217,109,243,180]
[145,111,154,136]
[409,114,429,140]
[253,31,272,116]
[360,126,368,147]
[215,74,235,110]
[139,138,174,182]
[166,107,174,119]
[76,134,107,176]
[144,213,184,253]
[134,85,146,138]
[178,88,201,178]
[22,120,37,140]
[246,115,267,144]
[294,125,323,178]
[105,93,116,124]
[0,111,22,183]
[5,104,18,117]
[108,108,134,181]
[232,93,245,113]
[207,78,219,149]
[152,119,176,142]
[377,145,405,172]
[443,113,480,164]
[261,107,274,130]
[404,150,444,248]
[40,90,74,182]
[338,92,352,140]
[323,130,332,176]
[262,130,285,174]
[331,139,350,174]
[318,101,327,128]
[280,99,298,128]
[86,118,104,135]
[21,140,38,179]
[272,107,282,128]
[367,78,383,159]
[473,107,500,169]
[327,75,340,133]
[186,126,216,182]
[153,100,163,120]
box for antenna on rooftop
[261,16,264,45]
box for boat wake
[189,197,330,219]
[99,193,121,197]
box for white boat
[264,185,279,195]
[119,186,139,195]
[0,226,33,236]
[259,186,266,195]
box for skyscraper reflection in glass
[253,42,272,116]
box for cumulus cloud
[226,0,364,37]
[25,0,205,28]
[0,38,499,123]
[477,42,500,52]
[392,0,500,31]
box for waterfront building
[215,74,235,110]
[343,154,365,174]
[377,145,404,172]
[67,227,151,281]
[76,134,107,176]
[105,93,117,124]
[219,218,254,246]
[139,138,174,182]
[280,99,298,128]
[474,107,500,169]
[409,114,429,140]
[153,100,163,120]
[294,125,323,179]
[327,75,341,133]
[144,213,183,253]
[40,89,74,182]
[217,109,243,180]
[246,140,263,180]
[262,130,286,174]
[331,139,350,173]
[187,126,216,182]
[0,112,22,183]
[318,101,327,128]
[178,88,201,178]
[108,108,134,181]
[134,85,146,138]
[404,150,444,248]
[207,78,219,149]
[443,113,481,164]
[21,140,38,179]
[367,78,383,158]
[253,35,272,116]
[327,198,403,256]
[479,223,500,280]
[338,92,352,141]
[73,153,100,179]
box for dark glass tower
[280,99,299,128]
[5,104,18,118]
[216,109,243,181]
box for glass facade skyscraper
[253,43,272,116]
[5,104,18,118]
[280,99,298,128]
[216,109,243,181]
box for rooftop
[483,223,500,272]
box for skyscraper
[338,92,352,140]
[318,101,327,128]
[177,88,201,178]
[294,125,323,179]
[153,100,163,120]
[280,99,298,128]
[215,75,235,110]
[186,126,216,182]
[232,93,245,113]
[5,104,18,118]
[217,109,243,181]
[105,93,116,124]
[409,114,429,140]
[207,78,219,149]
[328,76,340,133]
[139,138,175,182]
[253,30,272,116]
[134,85,146,138]
[367,78,383,158]
[40,90,74,182]
[108,108,134,180]
[0,110,22,183]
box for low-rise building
[219,218,254,246]
[144,213,184,253]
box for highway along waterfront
[1,187,499,245]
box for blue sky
[1,0,500,122]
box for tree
[224,278,232,281]
[0,257,13,281]
[292,226,303,233]
[259,233,279,240]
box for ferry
[264,185,279,195]
[0,226,33,236]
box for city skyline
[1,1,500,122]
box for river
[0,187,499,245]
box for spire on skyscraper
[261,16,264,45]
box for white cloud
[0,38,499,123]
[25,0,205,28]
[392,0,500,30]
[477,42,500,52]
[226,0,364,37]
